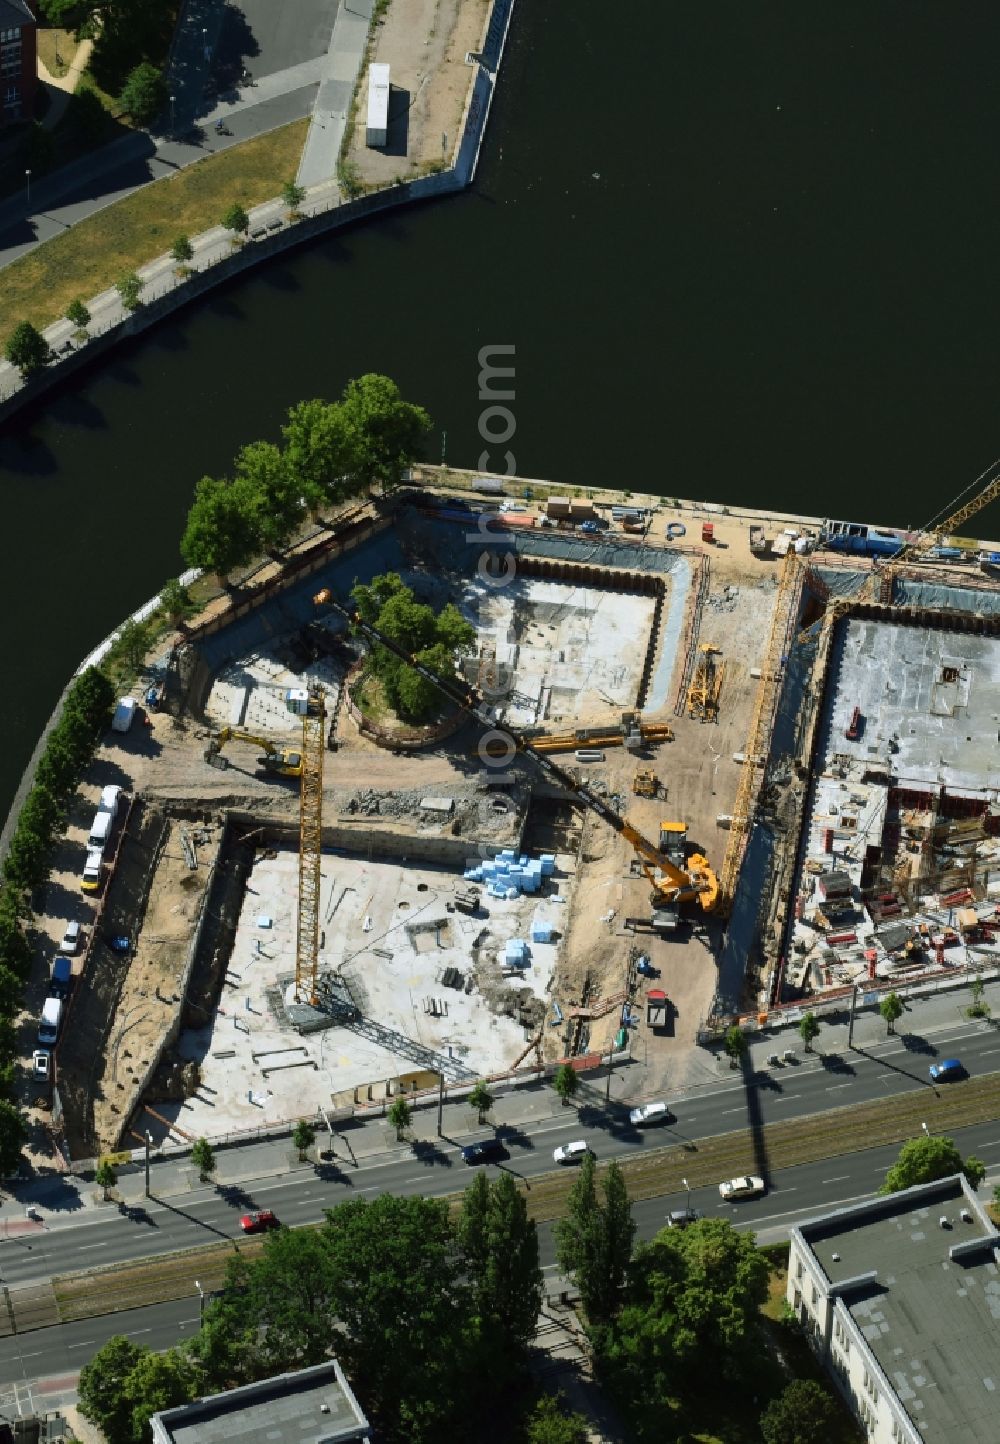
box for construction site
[28,469,1000,1159]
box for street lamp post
[144,1131,153,1196]
[195,1279,205,1323]
[24,169,30,204]
[170,93,176,133]
[921,1121,930,1137]
[683,1176,691,1213]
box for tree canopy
[881,1134,985,1194]
[556,1155,635,1321]
[349,572,474,723]
[759,1379,839,1444]
[118,61,166,124]
[5,320,51,379]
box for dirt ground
[349,0,491,184]
[548,527,783,1100]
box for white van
[98,784,122,819]
[88,810,113,853]
[111,698,137,734]
[81,848,103,892]
[37,996,63,1047]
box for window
[0,28,22,42]
[863,1370,879,1402]
[891,1421,907,1443]
[0,43,21,77]
[796,1260,804,1281]
[4,82,19,106]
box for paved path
[297,0,372,188]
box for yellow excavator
[204,727,303,778]
[313,589,717,930]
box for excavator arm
[314,589,718,912]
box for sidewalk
[0,1070,586,1223]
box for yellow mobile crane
[313,589,717,928]
[205,690,326,1004]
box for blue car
[579,521,600,534]
[929,1058,965,1083]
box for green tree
[387,1096,412,1141]
[322,1194,471,1443]
[95,1159,117,1201]
[598,1218,768,1419]
[170,234,193,263]
[348,574,474,723]
[967,975,990,1019]
[5,320,51,379]
[222,202,249,237]
[759,1379,839,1444]
[191,1137,215,1182]
[468,1079,494,1124]
[67,666,116,729]
[233,441,304,554]
[118,61,166,124]
[65,298,91,330]
[881,1134,984,1194]
[36,0,87,24]
[67,86,113,142]
[281,397,360,506]
[124,1348,197,1442]
[555,1155,635,1321]
[180,475,258,582]
[116,271,144,311]
[282,179,305,211]
[338,372,432,492]
[77,1334,144,1444]
[292,1119,316,1162]
[112,617,152,674]
[457,1170,542,1366]
[553,1062,578,1107]
[0,1094,25,1174]
[525,1393,589,1444]
[2,822,50,892]
[880,991,904,1035]
[159,576,194,622]
[798,1011,819,1052]
[0,966,23,1021]
[723,1024,747,1068]
[240,1226,337,1375]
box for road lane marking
[66,1341,94,1351]
[77,1242,108,1251]
[822,1175,850,1184]
[721,1105,745,1114]
[825,1083,852,1091]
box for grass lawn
[1,119,308,347]
[35,26,76,79]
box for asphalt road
[5,1111,1000,1391]
[2,1014,997,1296]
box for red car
[240,1209,279,1234]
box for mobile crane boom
[313,589,718,914]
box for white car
[31,1050,51,1081]
[59,920,82,954]
[629,1101,672,1127]
[719,1175,764,1202]
[554,1141,592,1165]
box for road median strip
[46,1072,1000,1328]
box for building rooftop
[151,1361,369,1444]
[798,1176,1000,1444]
[0,0,34,25]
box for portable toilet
[366,63,390,147]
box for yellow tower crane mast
[285,687,327,1005]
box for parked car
[579,520,600,534]
[929,1058,965,1083]
[719,1175,765,1201]
[31,1050,50,1082]
[667,1208,702,1229]
[461,1139,508,1166]
[59,920,82,955]
[629,1101,673,1128]
[240,1210,279,1233]
[553,1140,592,1165]
[50,956,74,999]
